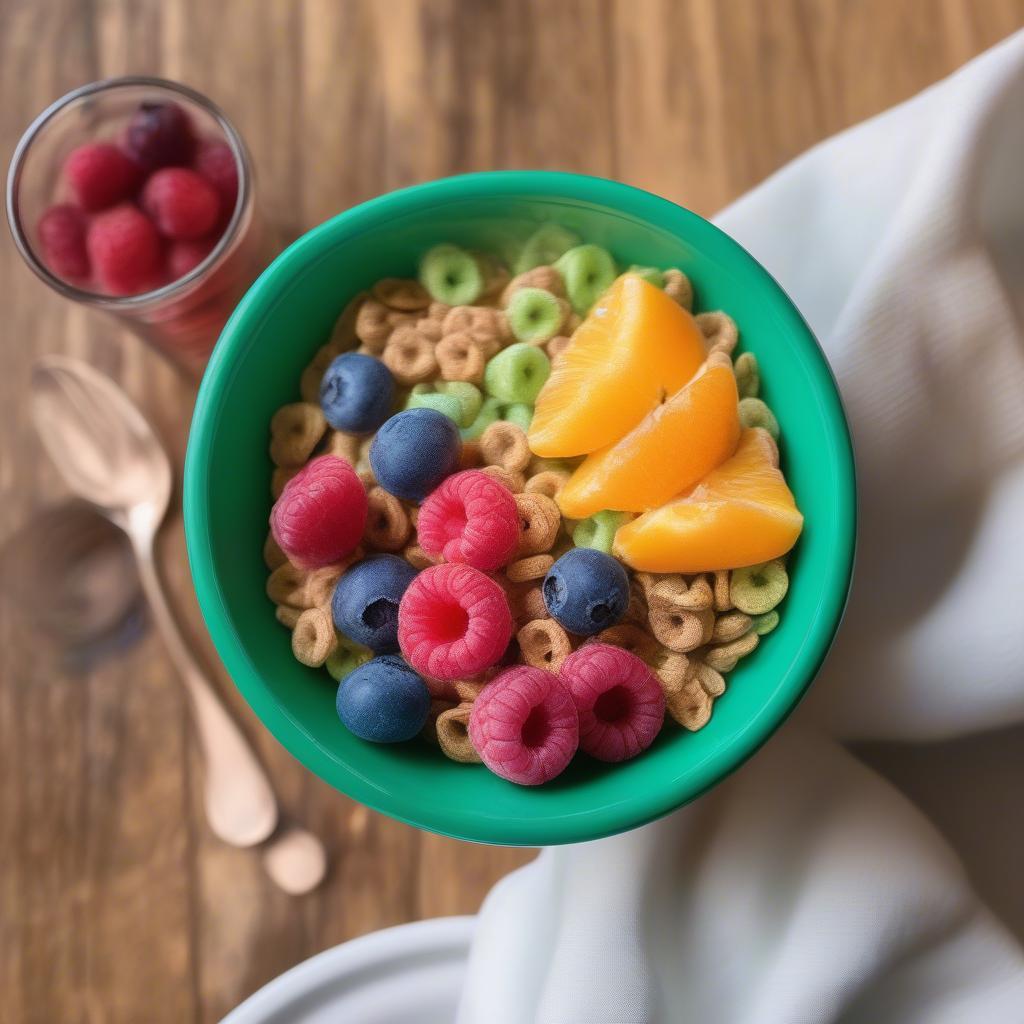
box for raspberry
[398,563,512,680]
[193,139,238,214]
[124,101,196,170]
[167,236,217,279]
[416,470,520,571]
[270,455,367,569]
[469,666,579,785]
[63,143,141,212]
[141,168,220,240]
[86,203,163,296]
[37,204,90,281]
[560,643,665,762]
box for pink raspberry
[37,204,90,281]
[469,666,579,785]
[86,204,163,296]
[416,470,520,571]
[141,167,220,240]
[559,644,665,762]
[270,455,367,569]
[167,236,217,279]
[193,139,239,214]
[398,563,512,680]
[63,142,141,212]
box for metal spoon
[30,356,326,892]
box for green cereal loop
[502,403,534,432]
[751,610,780,636]
[325,636,373,682]
[572,510,632,554]
[730,560,789,615]
[436,381,483,427]
[419,244,484,306]
[734,352,760,399]
[554,244,618,315]
[406,386,463,424]
[507,287,564,345]
[460,395,503,440]
[484,343,551,404]
[514,224,581,275]
[627,265,665,289]
[738,397,779,439]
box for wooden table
[1,2,1021,1019]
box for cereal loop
[501,266,566,305]
[417,316,444,343]
[263,531,288,570]
[730,560,788,615]
[355,298,393,353]
[436,703,482,763]
[520,586,549,622]
[713,570,734,612]
[453,679,487,703]
[691,658,726,697]
[651,649,689,694]
[436,332,486,383]
[696,311,739,356]
[458,440,484,470]
[275,604,301,629]
[266,562,309,608]
[422,698,458,745]
[271,465,299,499]
[382,324,438,385]
[270,403,327,467]
[506,554,554,583]
[404,543,443,570]
[373,277,431,311]
[441,306,508,358]
[514,492,561,555]
[647,574,713,613]
[291,607,338,667]
[597,623,660,663]
[481,465,527,493]
[479,421,531,473]
[321,429,361,464]
[666,677,713,731]
[738,397,780,440]
[648,604,715,653]
[711,611,753,644]
[517,618,572,673]
[623,577,649,627]
[704,632,759,672]
[662,268,694,310]
[363,487,411,552]
[734,351,760,399]
[303,563,347,607]
[524,469,570,500]
[545,335,572,361]
[300,342,342,403]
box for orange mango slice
[527,274,706,458]
[558,361,741,519]
[613,428,803,572]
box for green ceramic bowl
[185,171,855,847]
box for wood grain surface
[1,2,1021,1020]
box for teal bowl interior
[184,171,855,847]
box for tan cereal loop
[291,607,338,667]
[696,311,739,356]
[436,703,482,763]
[623,577,649,627]
[506,554,554,583]
[266,562,307,607]
[372,277,431,311]
[597,623,660,663]
[524,469,570,500]
[404,543,442,570]
[453,679,487,703]
[666,677,714,731]
[545,335,572,360]
[271,465,300,499]
[436,332,486,383]
[514,492,561,555]
[441,306,508,358]
[518,618,572,673]
[422,698,458,745]
[691,658,726,697]
[458,440,484,470]
[519,585,549,623]
[363,487,411,552]
[501,265,566,305]
[269,402,327,467]
[303,563,346,607]
[713,570,734,611]
[263,531,288,570]
[416,315,444,343]
[651,649,689,694]
[662,268,694,310]
[711,611,753,644]
[329,291,367,347]
[480,420,531,473]
[300,342,342,403]
[704,631,759,672]
[648,604,715,653]
[646,574,713,612]
[275,604,301,629]
[382,324,438,385]
[321,429,361,464]
[355,298,393,353]
[481,465,526,493]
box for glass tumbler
[6,76,265,377]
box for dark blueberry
[369,408,462,502]
[331,554,418,653]
[542,548,630,636]
[319,352,395,434]
[335,655,430,743]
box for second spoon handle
[133,541,279,848]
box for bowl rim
[185,170,856,846]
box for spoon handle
[132,542,279,848]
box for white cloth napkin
[457,32,1024,1023]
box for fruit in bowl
[185,172,855,845]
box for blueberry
[369,408,462,502]
[331,554,419,653]
[319,352,395,434]
[336,655,430,743]
[124,101,195,170]
[542,548,630,636]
